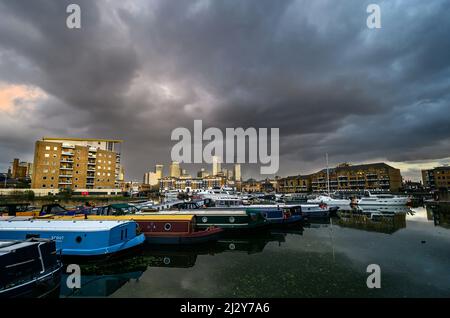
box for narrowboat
[0,203,37,217]
[0,238,62,298]
[40,212,223,246]
[246,207,302,227]
[299,204,332,218]
[142,210,270,233]
[0,217,145,258]
[39,203,92,216]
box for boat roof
[48,214,195,221]
[0,219,134,231]
[144,210,248,216]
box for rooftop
[42,137,123,143]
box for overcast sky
[0,0,449,181]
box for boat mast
[326,153,330,195]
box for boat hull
[0,219,145,258]
[145,227,223,245]
[0,264,62,298]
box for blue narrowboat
[246,207,303,227]
[0,217,145,258]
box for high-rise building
[197,168,209,178]
[143,164,164,186]
[169,161,181,178]
[212,156,221,176]
[31,137,123,190]
[143,172,159,186]
[227,169,234,180]
[155,164,164,179]
[234,164,241,181]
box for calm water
[60,206,450,298]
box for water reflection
[334,206,408,234]
[426,203,450,229]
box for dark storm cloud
[0,0,449,180]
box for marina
[1,199,449,298]
[53,205,449,298]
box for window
[53,154,57,158]
[45,146,50,150]
[97,172,100,176]
[98,160,102,163]
[75,178,78,181]
[53,147,57,151]
[50,177,54,180]
[43,169,48,173]
[50,184,54,188]
[42,176,47,180]
[44,153,50,158]
[107,173,111,176]
[42,184,46,187]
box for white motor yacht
[307,194,351,206]
[357,192,410,206]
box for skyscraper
[155,164,164,179]
[169,161,181,178]
[234,164,241,181]
[212,156,221,176]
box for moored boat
[307,194,351,207]
[140,209,270,233]
[357,192,411,206]
[0,217,145,258]
[246,206,302,227]
[0,238,62,298]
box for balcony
[60,159,73,163]
[60,167,73,170]
[62,143,75,149]
[61,151,74,156]
[58,181,72,185]
[59,174,73,178]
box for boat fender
[164,223,172,231]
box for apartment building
[278,162,403,193]
[310,163,402,192]
[422,166,450,190]
[31,137,123,190]
[278,175,311,193]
